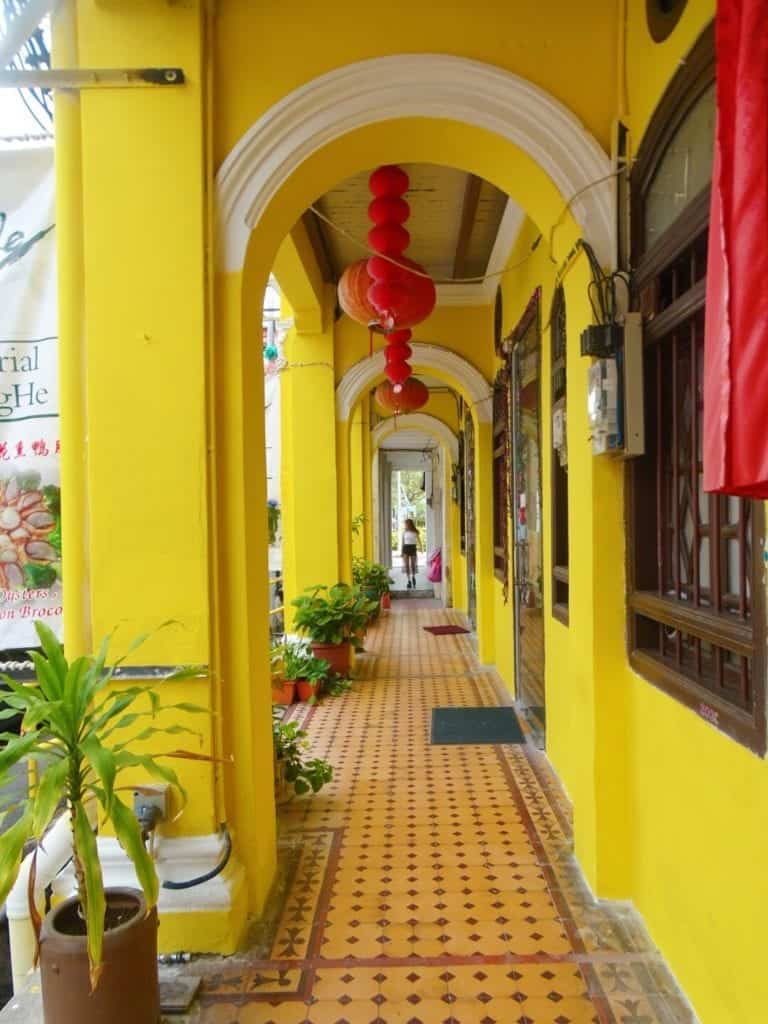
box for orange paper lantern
[338,259,377,326]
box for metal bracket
[0,67,185,90]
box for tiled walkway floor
[199,605,697,1024]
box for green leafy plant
[324,676,353,698]
[0,622,208,988]
[272,640,329,683]
[350,513,367,538]
[292,584,377,651]
[272,710,333,795]
[267,500,281,545]
[352,558,394,599]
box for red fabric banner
[703,0,768,496]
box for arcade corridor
[197,605,694,1023]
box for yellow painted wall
[214,0,617,163]
[620,6,768,1021]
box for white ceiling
[312,163,509,284]
[379,429,439,451]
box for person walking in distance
[401,518,421,590]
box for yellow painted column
[53,2,89,659]
[350,402,365,560]
[75,0,210,662]
[474,419,496,664]
[336,419,353,584]
[214,266,277,915]
[280,298,340,619]
[56,0,273,951]
[362,396,374,561]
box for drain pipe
[5,813,74,993]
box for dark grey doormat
[431,706,526,745]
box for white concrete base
[51,832,244,916]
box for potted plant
[292,583,377,676]
[272,640,329,703]
[270,640,296,704]
[272,707,333,802]
[352,558,394,619]
[0,622,207,1023]
[286,647,327,704]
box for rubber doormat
[431,706,526,745]
[423,625,471,635]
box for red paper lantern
[374,377,429,414]
[369,164,409,197]
[369,256,436,330]
[337,259,377,326]
[368,222,410,256]
[385,342,412,363]
[385,359,411,387]
[368,195,410,226]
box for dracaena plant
[0,621,208,988]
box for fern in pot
[0,622,208,1024]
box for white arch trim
[372,414,459,463]
[216,54,614,273]
[336,343,492,423]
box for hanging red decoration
[366,165,436,336]
[385,342,412,364]
[369,164,409,197]
[367,222,410,256]
[386,329,412,345]
[369,256,436,330]
[337,259,377,326]
[368,195,410,225]
[366,254,405,284]
[374,377,429,414]
[385,359,411,388]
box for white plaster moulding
[336,342,492,423]
[216,54,614,275]
[372,413,459,462]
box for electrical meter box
[586,313,645,458]
[588,358,619,454]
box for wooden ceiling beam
[302,209,337,283]
[452,174,482,280]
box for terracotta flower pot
[310,641,351,676]
[381,592,391,610]
[272,680,296,705]
[40,888,159,1024]
[296,679,320,702]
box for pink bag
[427,548,442,583]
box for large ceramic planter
[310,641,351,676]
[40,888,159,1024]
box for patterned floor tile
[195,606,696,1024]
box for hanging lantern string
[309,164,628,285]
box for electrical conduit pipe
[5,812,77,993]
